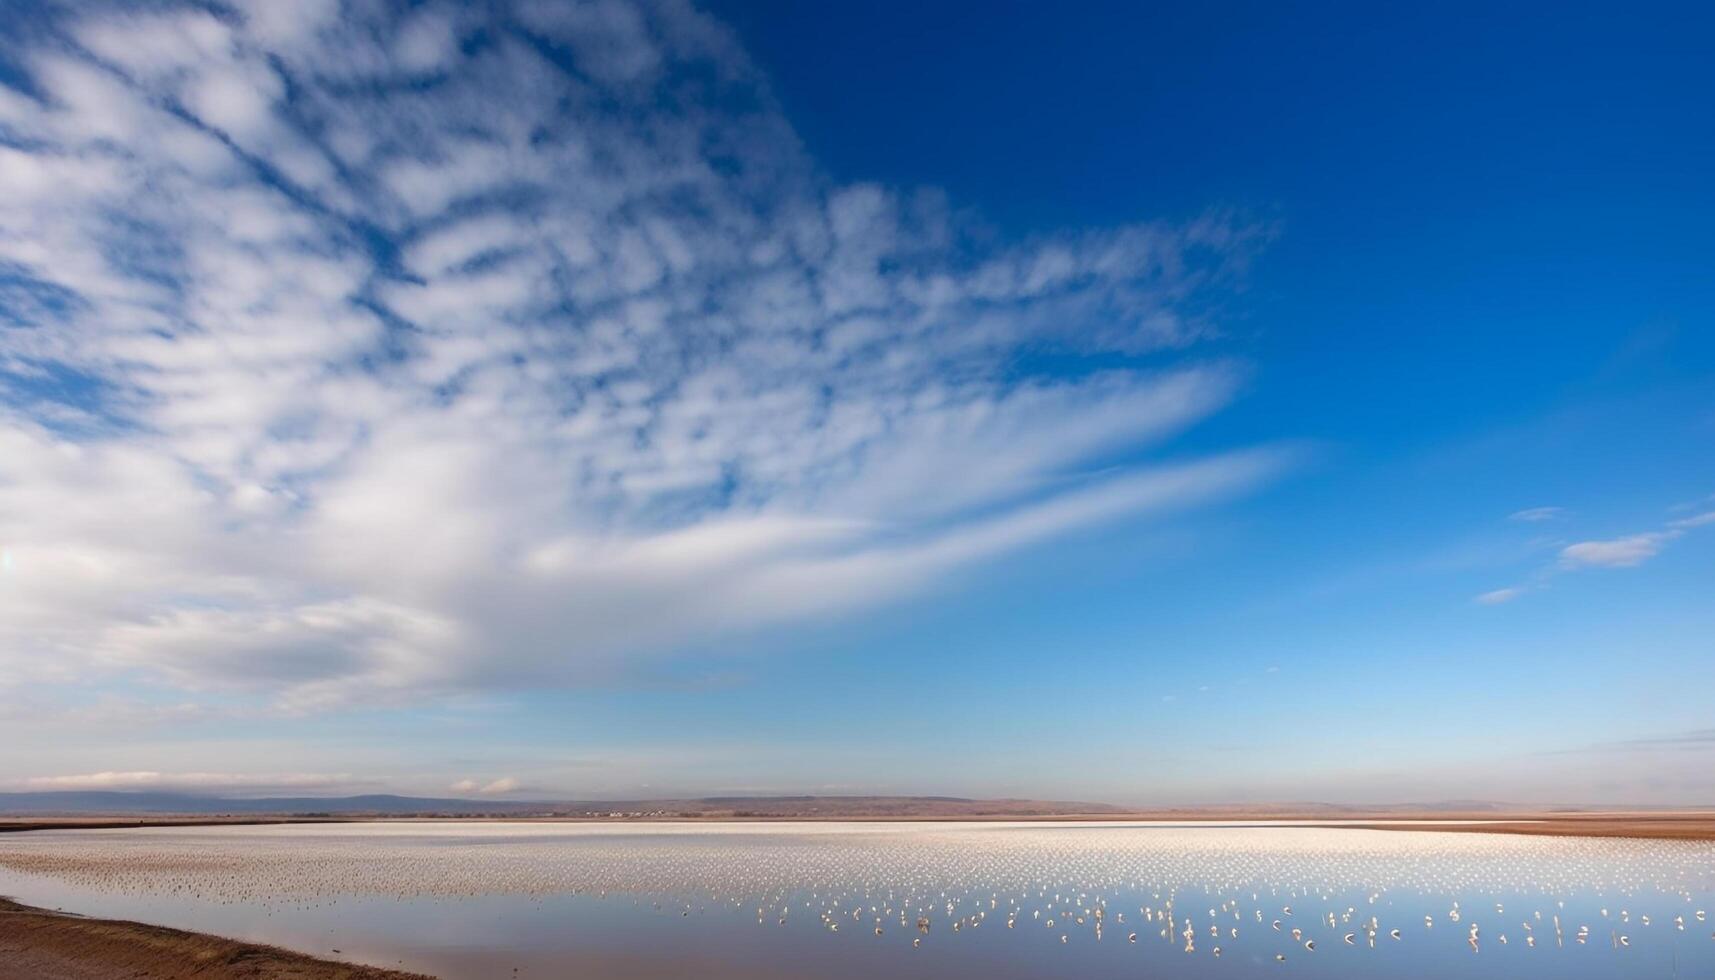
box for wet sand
[0,898,431,980]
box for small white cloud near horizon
[450,777,522,796]
[1475,586,1526,605]
[1509,506,1567,522]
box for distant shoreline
[5,811,1715,840]
[0,897,429,980]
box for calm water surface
[2,821,1712,979]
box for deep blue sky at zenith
[0,1,1711,804]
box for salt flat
[3,822,1712,979]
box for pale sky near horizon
[1,0,1711,806]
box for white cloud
[1508,506,1566,522]
[449,776,521,796]
[0,1,1282,709]
[1559,532,1677,569]
[1482,501,1715,604]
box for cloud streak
[1559,531,1676,569]
[450,777,522,796]
[0,1,1281,708]
[1477,496,1713,603]
[1550,729,1715,755]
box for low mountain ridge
[0,791,1128,817]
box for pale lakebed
[1,821,1712,979]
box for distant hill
[0,792,1131,818]
[10,792,1683,829]
[0,791,512,815]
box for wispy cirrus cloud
[1476,497,1713,603]
[1508,506,1567,522]
[1556,507,1715,570]
[1549,728,1715,755]
[1559,531,1677,569]
[0,0,1284,709]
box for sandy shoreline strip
[0,898,432,980]
[1324,815,1715,841]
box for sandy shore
[1326,813,1715,841]
[0,899,431,980]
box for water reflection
[1,822,1711,979]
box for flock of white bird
[1,821,1712,974]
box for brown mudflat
[1327,812,1715,841]
[0,899,432,980]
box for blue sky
[0,0,1711,805]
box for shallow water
[1,821,1712,979]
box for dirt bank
[0,898,432,980]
